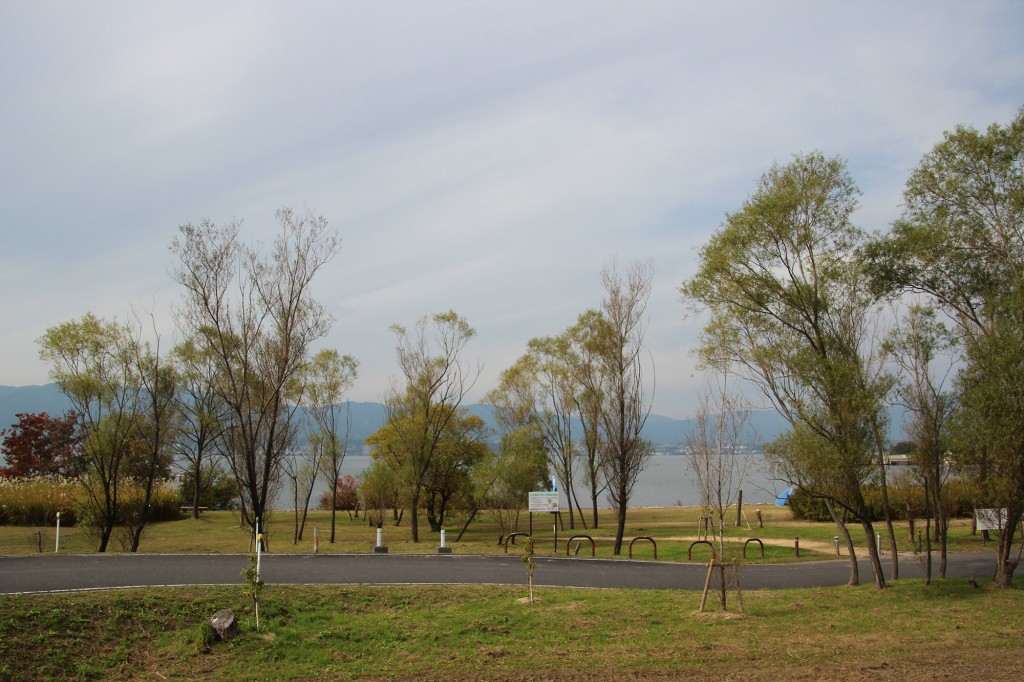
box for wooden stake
[699,560,715,612]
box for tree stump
[210,609,239,641]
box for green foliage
[241,553,264,629]
[177,467,238,511]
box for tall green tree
[38,314,144,552]
[378,311,480,543]
[681,152,890,588]
[304,349,359,543]
[171,208,339,547]
[865,108,1024,587]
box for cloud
[1,0,1022,417]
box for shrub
[318,474,359,511]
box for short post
[876,532,882,555]
[756,508,763,528]
[314,527,319,554]
[736,490,743,527]
[438,529,452,554]
[374,525,388,553]
[834,536,840,555]
[795,537,800,558]
[55,512,61,553]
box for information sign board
[528,491,559,513]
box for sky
[1,1,1022,419]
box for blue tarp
[775,486,795,506]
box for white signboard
[976,508,1015,531]
[528,492,559,513]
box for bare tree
[884,304,958,580]
[170,208,339,547]
[580,260,655,555]
[686,375,752,556]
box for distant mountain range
[0,383,907,450]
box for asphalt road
[0,551,997,595]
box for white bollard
[374,526,388,553]
[440,530,446,548]
[834,536,840,555]
[55,512,61,553]
[876,532,882,554]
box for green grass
[0,504,994,565]
[1,580,1021,680]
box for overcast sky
[1,1,1021,418]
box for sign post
[529,492,559,554]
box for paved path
[0,548,995,593]
[0,551,997,595]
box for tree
[681,153,890,588]
[488,339,586,530]
[378,311,480,543]
[0,411,82,479]
[884,305,958,580]
[579,260,656,555]
[480,427,549,537]
[123,329,179,552]
[171,337,230,519]
[359,458,402,529]
[304,349,358,543]
[864,109,1024,587]
[685,376,752,558]
[38,313,145,552]
[565,310,610,529]
[170,208,339,547]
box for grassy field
[0,504,995,563]
[1,579,1021,680]
[1,506,1018,680]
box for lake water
[272,452,784,511]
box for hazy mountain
[0,383,905,449]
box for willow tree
[38,313,144,552]
[865,109,1024,587]
[681,152,890,588]
[379,310,480,543]
[170,208,339,547]
[304,348,359,543]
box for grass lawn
[0,504,996,564]
[1,579,1021,681]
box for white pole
[376,527,383,547]
[256,532,262,581]
[55,512,61,553]
[440,529,446,548]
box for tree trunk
[192,473,202,520]
[613,495,628,555]
[825,499,858,586]
[859,518,887,589]
[992,502,1021,588]
[455,507,479,542]
[410,488,420,542]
